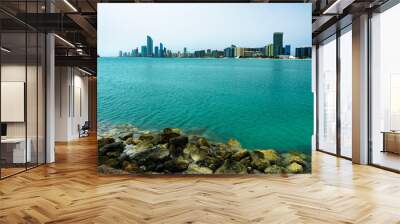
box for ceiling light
[1,47,11,53]
[63,0,78,12]
[54,34,75,48]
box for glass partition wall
[0,2,46,179]
[370,3,400,171]
[316,26,352,159]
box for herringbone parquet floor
[1,136,400,224]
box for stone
[106,151,120,158]
[215,159,247,174]
[249,151,270,171]
[97,165,129,174]
[125,137,134,145]
[282,152,307,167]
[256,149,280,164]
[164,156,190,172]
[98,156,108,165]
[130,145,168,163]
[232,150,249,161]
[122,161,138,172]
[98,137,115,148]
[99,142,125,156]
[264,165,286,174]
[227,139,241,149]
[161,128,181,143]
[139,132,162,144]
[183,144,208,162]
[197,156,224,171]
[169,136,189,157]
[105,158,119,168]
[120,132,133,141]
[196,137,210,148]
[287,162,303,173]
[185,164,213,174]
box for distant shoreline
[98,57,311,61]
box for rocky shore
[98,124,311,175]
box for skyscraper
[183,47,187,57]
[284,45,291,55]
[155,46,159,57]
[141,45,147,57]
[159,43,163,57]
[273,32,283,57]
[147,35,153,57]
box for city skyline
[98,3,311,57]
[117,32,312,59]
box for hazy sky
[98,3,311,57]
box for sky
[98,3,311,57]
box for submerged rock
[227,139,241,149]
[250,149,280,171]
[161,128,181,143]
[281,152,308,167]
[169,136,189,157]
[98,137,115,148]
[264,165,286,174]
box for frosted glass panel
[318,38,337,154]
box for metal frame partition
[0,0,48,180]
[315,18,353,161]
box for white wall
[55,67,89,141]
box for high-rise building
[147,35,153,57]
[284,45,291,55]
[224,45,236,57]
[235,48,245,58]
[159,43,163,57]
[119,50,123,57]
[206,49,211,57]
[163,47,166,57]
[273,32,283,57]
[265,44,274,57]
[155,46,159,57]
[295,47,312,58]
[183,47,187,57]
[141,45,147,57]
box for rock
[161,128,181,143]
[122,161,138,172]
[250,149,280,171]
[282,152,307,167]
[257,149,280,164]
[97,165,130,174]
[196,137,210,148]
[164,157,190,172]
[125,137,133,145]
[130,145,169,163]
[227,139,241,149]
[185,164,213,174]
[98,156,108,165]
[106,151,120,158]
[139,132,161,144]
[197,156,224,171]
[249,151,270,171]
[169,136,189,157]
[98,137,115,148]
[215,159,248,174]
[105,158,119,168]
[232,150,249,161]
[99,142,125,156]
[183,144,208,162]
[120,132,133,141]
[264,165,286,174]
[286,162,303,173]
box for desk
[382,131,400,154]
[1,138,31,163]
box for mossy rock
[184,164,213,174]
[232,150,249,161]
[164,156,190,172]
[98,156,108,165]
[183,144,208,162]
[161,128,181,143]
[106,151,121,158]
[282,152,308,167]
[215,159,247,174]
[139,132,162,145]
[264,165,286,174]
[120,132,133,141]
[227,139,241,149]
[286,162,303,173]
[197,156,224,171]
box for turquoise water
[98,57,313,153]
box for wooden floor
[1,136,400,224]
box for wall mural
[97,3,313,175]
